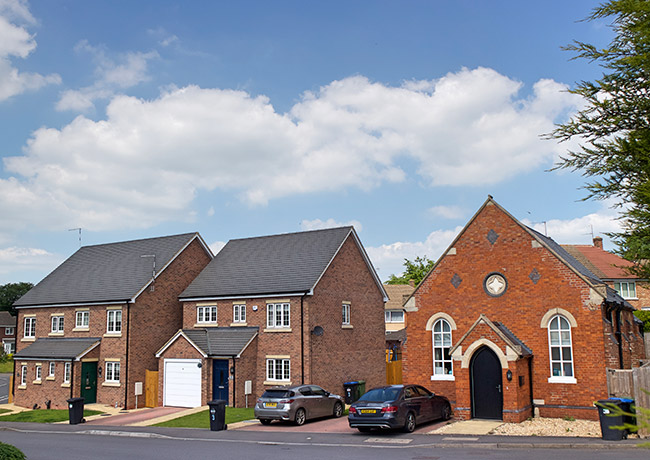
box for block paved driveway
[235,415,449,434]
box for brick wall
[126,238,212,408]
[403,201,635,421]
[307,236,385,398]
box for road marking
[364,437,412,444]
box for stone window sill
[102,381,121,387]
[548,376,577,384]
[431,374,455,381]
[264,380,291,386]
[103,333,122,338]
[263,328,292,333]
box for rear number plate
[264,402,277,408]
[360,409,376,414]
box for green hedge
[0,442,26,460]
[634,310,650,332]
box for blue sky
[0,0,622,284]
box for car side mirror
[325,391,330,396]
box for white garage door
[163,359,202,407]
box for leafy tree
[549,0,650,277]
[0,282,34,316]
[386,256,435,286]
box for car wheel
[259,419,272,425]
[441,403,452,421]
[333,401,343,418]
[357,427,372,433]
[294,408,306,426]
[402,412,416,433]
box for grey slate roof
[183,327,258,357]
[14,337,100,360]
[181,226,356,299]
[493,322,533,357]
[0,311,16,327]
[15,233,202,307]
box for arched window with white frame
[548,314,574,381]
[432,319,453,376]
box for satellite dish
[312,326,324,336]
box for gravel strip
[433,417,604,437]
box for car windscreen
[358,388,401,402]
[261,390,293,399]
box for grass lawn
[0,409,10,415]
[0,361,13,373]
[154,407,255,428]
[0,409,103,423]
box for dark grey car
[348,384,451,432]
[254,384,344,425]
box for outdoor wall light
[98,367,102,377]
[506,370,513,381]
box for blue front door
[212,360,229,403]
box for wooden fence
[607,363,650,438]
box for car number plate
[360,409,376,414]
[264,402,277,408]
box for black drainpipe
[301,294,305,385]
[70,360,75,399]
[528,357,534,416]
[11,356,16,402]
[232,356,236,405]
[615,307,624,369]
[124,301,131,409]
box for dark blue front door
[212,360,229,403]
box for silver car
[254,384,344,425]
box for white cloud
[0,246,61,279]
[366,228,461,281]
[209,240,226,256]
[300,218,363,232]
[2,68,583,233]
[0,1,60,102]
[429,205,466,220]
[522,203,623,248]
[56,40,158,111]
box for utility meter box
[134,382,143,396]
[244,380,252,395]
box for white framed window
[5,327,14,335]
[548,315,574,381]
[197,306,217,323]
[266,358,290,381]
[233,304,246,323]
[614,281,636,299]
[75,311,89,328]
[24,317,35,338]
[385,310,405,323]
[64,362,71,384]
[35,365,42,381]
[107,310,122,333]
[51,316,64,333]
[48,362,55,377]
[342,303,351,325]
[432,319,453,376]
[267,303,290,328]
[106,362,120,383]
[20,365,26,386]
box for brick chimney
[593,236,603,249]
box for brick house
[563,239,650,311]
[0,311,16,354]
[156,226,387,409]
[12,233,212,410]
[384,283,414,361]
[402,197,645,423]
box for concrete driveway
[234,414,450,434]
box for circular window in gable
[484,272,507,297]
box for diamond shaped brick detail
[487,229,499,245]
[529,268,541,284]
[451,273,462,289]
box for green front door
[80,362,98,404]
